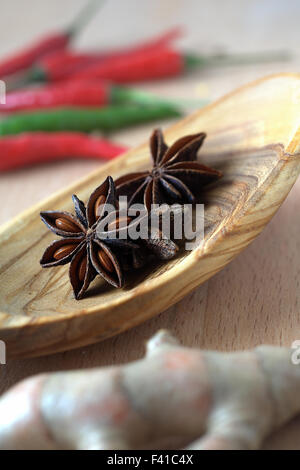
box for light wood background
[0,0,299,449]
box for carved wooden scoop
[0,73,299,358]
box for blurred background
[0,0,298,222]
[1,0,300,53]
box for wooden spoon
[0,73,299,358]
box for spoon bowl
[0,73,299,357]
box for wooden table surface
[0,0,299,449]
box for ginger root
[0,330,300,450]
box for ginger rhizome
[0,330,299,450]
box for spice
[0,104,181,136]
[40,176,139,299]
[40,176,179,299]
[115,128,222,210]
[66,47,290,84]
[0,0,102,79]
[144,227,179,261]
[0,33,69,79]
[0,81,111,113]
[0,80,179,113]
[28,28,182,83]
[0,133,127,172]
[66,47,184,83]
[39,130,224,300]
[4,330,300,451]
[120,246,148,271]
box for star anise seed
[40,176,138,300]
[115,128,222,210]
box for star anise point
[115,128,221,211]
[40,177,129,300]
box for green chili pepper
[0,104,181,136]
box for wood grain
[0,73,299,358]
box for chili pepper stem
[110,85,209,109]
[184,50,292,69]
[66,0,106,38]
[5,74,37,91]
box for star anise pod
[110,204,180,264]
[40,176,138,300]
[118,245,149,271]
[115,129,222,210]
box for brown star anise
[40,176,138,300]
[115,129,222,210]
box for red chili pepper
[65,46,291,85]
[0,132,127,172]
[0,34,70,79]
[31,52,100,82]
[0,80,180,113]
[0,0,103,79]
[28,27,183,82]
[68,47,185,84]
[0,81,110,113]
